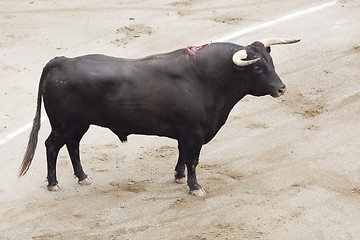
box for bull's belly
[92,115,179,141]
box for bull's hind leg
[174,143,186,184]
[66,125,90,185]
[45,130,66,191]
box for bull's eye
[253,66,264,75]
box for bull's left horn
[232,49,260,67]
[258,38,301,47]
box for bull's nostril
[278,86,286,95]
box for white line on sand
[0,116,48,146]
[214,1,336,42]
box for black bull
[19,39,300,196]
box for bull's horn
[258,38,301,47]
[232,49,260,67]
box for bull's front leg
[177,135,206,196]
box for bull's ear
[266,46,271,53]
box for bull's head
[232,38,300,98]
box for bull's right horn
[232,49,260,67]
[258,38,301,47]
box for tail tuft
[19,114,41,176]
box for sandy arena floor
[1,0,360,239]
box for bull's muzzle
[272,85,286,98]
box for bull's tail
[19,66,48,177]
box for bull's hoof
[190,187,206,197]
[47,184,61,191]
[175,177,186,184]
[78,177,92,185]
